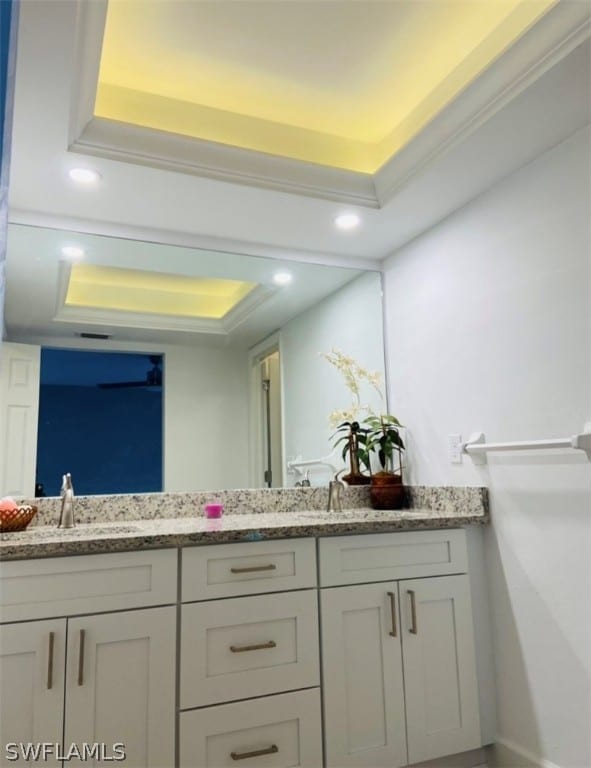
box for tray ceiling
[7,0,590,260]
[95,0,555,173]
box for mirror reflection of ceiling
[65,265,257,320]
[5,224,366,347]
[95,0,555,173]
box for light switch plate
[448,434,463,464]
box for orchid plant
[322,349,405,479]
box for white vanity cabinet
[319,529,482,768]
[179,538,323,768]
[0,549,177,768]
[0,524,487,768]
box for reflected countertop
[0,506,489,561]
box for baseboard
[409,747,488,767]
[487,737,563,768]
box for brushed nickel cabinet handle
[77,629,86,686]
[230,640,276,653]
[46,632,55,690]
[408,590,418,634]
[387,592,397,637]
[231,745,278,761]
[230,564,277,574]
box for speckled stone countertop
[19,484,488,527]
[0,503,489,561]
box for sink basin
[59,522,144,536]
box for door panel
[321,582,407,767]
[400,574,481,764]
[0,619,65,766]
[65,606,175,767]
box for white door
[400,574,481,764]
[0,342,40,497]
[320,583,407,768]
[0,619,65,766]
[64,606,176,767]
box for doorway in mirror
[250,337,283,489]
[36,349,163,496]
[260,350,282,488]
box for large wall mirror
[1,224,386,496]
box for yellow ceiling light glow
[65,264,257,319]
[95,0,556,173]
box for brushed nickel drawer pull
[408,590,418,634]
[46,632,55,690]
[230,564,277,574]
[230,640,277,653]
[77,629,86,686]
[231,744,279,760]
[387,591,397,637]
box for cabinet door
[64,606,175,767]
[0,619,65,767]
[400,574,481,764]
[320,583,407,767]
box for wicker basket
[0,505,38,533]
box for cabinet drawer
[318,529,468,586]
[180,590,319,709]
[180,688,322,768]
[0,549,177,622]
[182,538,316,601]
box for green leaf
[382,414,403,426]
[333,436,349,446]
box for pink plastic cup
[204,503,224,519]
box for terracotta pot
[370,473,405,510]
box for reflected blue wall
[0,0,14,151]
[37,350,163,496]
[1,0,17,321]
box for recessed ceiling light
[61,245,85,260]
[68,167,101,185]
[273,271,292,286]
[334,212,361,231]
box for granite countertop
[0,506,489,560]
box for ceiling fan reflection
[97,355,163,389]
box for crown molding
[68,0,107,145]
[71,117,379,209]
[374,1,591,203]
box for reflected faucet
[327,476,345,513]
[295,470,311,488]
[58,473,75,528]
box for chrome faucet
[58,473,75,528]
[327,476,345,513]
[295,470,311,488]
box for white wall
[383,126,591,768]
[164,345,249,491]
[280,271,386,484]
